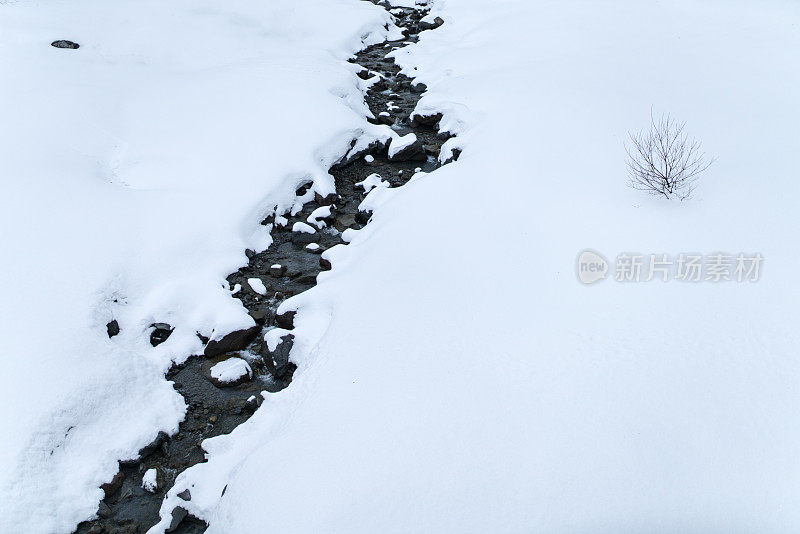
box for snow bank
[0,0,394,531]
[168,0,800,532]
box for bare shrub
[625,112,713,200]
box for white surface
[387,132,418,157]
[209,358,252,384]
[246,278,267,296]
[141,469,158,493]
[292,221,317,234]
[167,0,800,532]
[0,0,395,531]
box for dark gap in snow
[75,3,456,533]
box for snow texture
[0,0,397,531]
[141,469,158,493]
[162,1,800,533]
[246,278,267,296]
[209,358,252,384]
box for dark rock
[97,501,112,519]
[201,354,252,388]
[419,16,444,30]
[245,249,255,259]
[177,489,192,501]
[319,257,332,271]
[411,112,443,127]
[167,507,188,533]
[410,82,427,93]
[51,40,79,49]
[138,431,169,460]
[203,325,260,357]
[388,138,427,162]
[101,471,125,499]
[291,231,317,245]
[293,273,317,286]
[106,320,120,338]
[314,192,336,205]
[295,182,312,196]
[355,210,372,225]
[357,69,371,80]
[269,264,287,277]
[248,308,269,325]
[150,323,173,347]
[377,113,394,125]
[262,333,295,380]
[275,310,296,330]
[423,144,440,157]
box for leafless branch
[625,111,713,200]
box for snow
[356,173,389,193]
[364,154,375,163]
[307,206,333,229]
[246,278,267,296]
[0,0,396,531]
[162,0,800,532]
[387,132,418,158]
[142,469,158,493]
[292,221,317,234]
[209,358,252,385]
[305,243,321,251]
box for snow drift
[0,0,396,531]
[166,0,800,532]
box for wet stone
[51,40,80,49]
[106,320,120,338]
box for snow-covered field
[3,0,800,532]
[168,0,800,532]
[0,0,394,531]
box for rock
[245,248,255,259]
[295,182,312,196]
[410,82,427,93]
[293,273,317,286]
[203,325,260,357]
[204,356,252,387]
[138,431,169,460]
[291,231,317,245]
[357,69,371,80]
[355,210,371,225]
[177,489,192,501]
[419,16,444,30]
[106,320,120,338]
[275,310,296,330]
[388,138,426,162]
[270,264,287,277]
[262,333,296,381]
[320,257,332,271]
[141,468,163,493]
[150,323,173,347]
[248,308,269,325]
[423,144,440,157]
[51,40,79,49]
[101,471,125,499]
[167,507,188,533]
[377,113,394,125]
[97,501,112,519]
[412,112,443,127]
[315,192,336,205]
